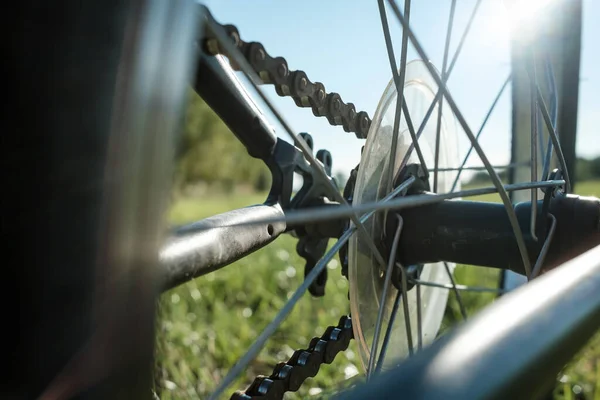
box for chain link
[202,9,371,139]
[230,316,354,400]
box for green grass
[576,180,600,197]
[155,180,600,399]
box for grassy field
[155,180,600,399]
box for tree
[575,156,600,181]
[174,91,270,193]
[590,156,600,178]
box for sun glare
[486,0,557,44]
[508,0,555,25]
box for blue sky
[204,0,599,177]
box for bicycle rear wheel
[163,1,592,399]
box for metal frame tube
[194,54,278,160]
[160,204,286,291]
[342,244,600,400]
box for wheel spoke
[541,59,558,182]
[433,0,456,193]
[538,111,547,165]
[536,87,572,193]
[393,0,484,182]
[378,0,428,185]
[530,53,539,243]
[183,179,566,231]
[398,259,414,357]
[394,90,436,180]
[445,0,483,79]
[444,262,468,320]
[402,102,428,174]
[375,289,402,374]
[367,216,404,380]
[416,281,423,350]
[206,17,389,271]
[411,279,508,294]
[386,0,533,277]
[438,162,528,173]
[542,136,554,182]
[531,213,557,278]
[450,75,512,192]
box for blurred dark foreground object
[5,0,198,398]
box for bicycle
[7,0,598,399]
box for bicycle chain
[201,7,371,139]
[230,316,354,400]
[201,7,362,398]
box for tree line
[467,156,600,185]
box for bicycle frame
[159,5,596,292]
[158,3,600,399]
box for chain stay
[202,8,371,139]
[231,316,354,400]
